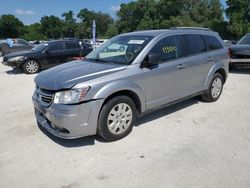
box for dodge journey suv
[32,27,228,141]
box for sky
[0,0,227,25]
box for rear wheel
[201,73,224,102]
[22,60,40,74]
[97,96,136,141]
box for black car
[2,40,93,74]
[0,38,34,56]
[229,33,250,70]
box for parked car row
[2,28,250,142]
[2,40,92,74]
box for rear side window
[149,36,180,62]
[47,42,63,51]
[204,35,223,50]
[184,35,206,56]
[65,42,79,49]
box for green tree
[77,8,114,38]
[0,14,24,38]
[226,0,250,38]
[22,23,47,41]
[62,11,77,37]
[40,15,63,39]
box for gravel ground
[0,58,250,188]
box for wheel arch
[204,63,228,89]
[93,81,145,114]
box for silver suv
[32,28,228,141]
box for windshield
[86,35,153,65]
[32,43,49,51]
[238,35,250,45]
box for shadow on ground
[38,97,200,147]
[6,68,24,75]
[137,97,199,126]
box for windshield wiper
[85,58,114,64]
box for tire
[201,73,224,102]
[97,95,137,141]
[22,60,40,74]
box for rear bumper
[230,59,250,68]
[32,94,104,139]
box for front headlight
[53,86,90,104]
[8,56,24,62]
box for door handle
[177,64,186,69]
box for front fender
[93,80,146,112]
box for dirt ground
[0,58,250,188]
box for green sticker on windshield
[162,46,176,53]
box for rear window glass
[204,35,223,50]
[184,34,206,55]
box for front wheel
[97,96,137,141]
[201,73,224,102]
[22,60,40,74]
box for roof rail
[170,27,212,31]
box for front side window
[238,35,250,44]
[184,34,206,55]
[149,36,180,62]
[204,35,223,50]
[86,35,152,65]
[47,42,63,51]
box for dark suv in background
[2,40,93,74]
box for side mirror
[44,49,50,54]
[141,53,161,68]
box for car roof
[119,28,218,37]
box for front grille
[35,85,55,105]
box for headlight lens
[8,56,24,62]
[53,86,90,104]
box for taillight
[227,48,232,58]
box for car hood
[4,50,35,58]
[230,44,250,56]
[35,60,126,90]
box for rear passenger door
[43,42,64,68]
[177,34,210,95]
[62,41,80,62]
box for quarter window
[204,35,223,50]
[149,36,179,62]
[184,35,206,55]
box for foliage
[0,1,249,41]
[22,23,47,41]
[77,8,114,38]
[0,14,24,38]
[40,15,63,39]
[226,0,250,38]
